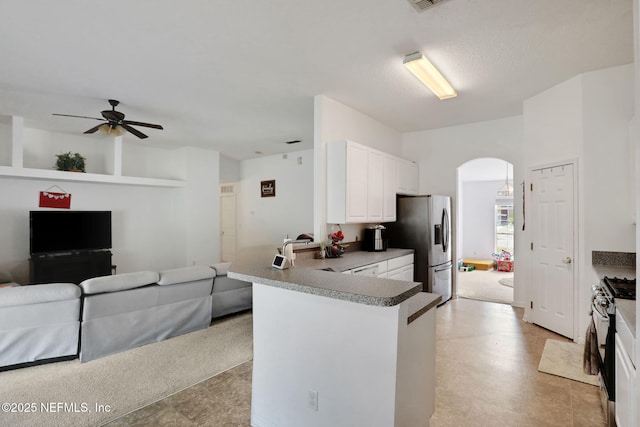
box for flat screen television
[30,210,112,255]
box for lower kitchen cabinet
[346,253,414,281]
[615,313,636,427]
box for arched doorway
[456,158,514,304]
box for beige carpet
[499,277,514,287]
[538,339,599,386]
[0,312,253,427]
[457,268,514,304]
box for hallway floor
[110,299,605,426]
[457,267,514,304]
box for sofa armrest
[157,266,215,286]
[0,283,80,308]
[80,271,159,295]
[211,262,232,276]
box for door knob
[562,257,572,264]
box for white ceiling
[0,0,633,160]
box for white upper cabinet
[327,140,402,224]
[396,158,419,195]
[367,149,384,221]
[382,153,397,221]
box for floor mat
[538,339,599,386]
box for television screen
[30,211,112,255]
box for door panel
[530,164,575,338]
[220,192,237,262]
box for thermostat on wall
[272,254,288,269]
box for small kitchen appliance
[363,225,387,252]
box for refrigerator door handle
[442,208,450,253]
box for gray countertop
[592,262,636,338]
[228,246,425,307]
[296,247,414,272]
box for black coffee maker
[363,225,387,252]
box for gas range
[592,276,635,319]
[591,275,636,427]
[602,276,636,300]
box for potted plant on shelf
[55,152,86,172]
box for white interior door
[530,163,575,339]
[220,185,237,262]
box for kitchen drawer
[351,261,388,277]
[387,254,414,271]
[617,312,635,368]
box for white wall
[402,116,525,304]
[313,95,403,243]
[220,154,241,183]
[461,180,508,259]
[634,0,640,421]
[237,149,314,249]
[181,147,221,266]
[0,127,221,282]
[0,178,186,283]
[521,64,635,338]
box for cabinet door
[382,154,397,222]
[387,264,414,282]
[346,142,369,223]
[615,333,636,427]
[367,149,384,221]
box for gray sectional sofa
[211,262,252,318]
[0,282,81,369]
[0,264,252,369]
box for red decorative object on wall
[39,186,71,209]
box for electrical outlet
[308,390,318,411]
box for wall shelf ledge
[0,166,185,188]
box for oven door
[592,305,609,351]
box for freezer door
[428,262,452,303]
[428,195,451,266]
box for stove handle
[562,257,572,264]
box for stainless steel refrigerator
[387,195,452,303]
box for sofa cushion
[80,271,159,295]
[211,262,232,276]
[213,275,252,293]
[157,266,215,286]
[0,283,80,308]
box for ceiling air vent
[408,0,450,12]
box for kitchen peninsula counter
[229,245,440,427]
[229,246,430,308]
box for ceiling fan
[53,99,163,139]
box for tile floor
[107,298,605,426]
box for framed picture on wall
[261,180,276,198]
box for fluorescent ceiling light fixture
[403,51,457,100]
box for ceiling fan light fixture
[497,161,513,198]
[403,51,457,100]
[99,123,126,136]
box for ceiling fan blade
[122,120,163,130]
[120,123,148,139]
[53,113,104,121]
[84,124,104,134]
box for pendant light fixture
[497,161,513,198]
[403,51,457,100]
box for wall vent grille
[220,184,235,194]
[408,0,450,12]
